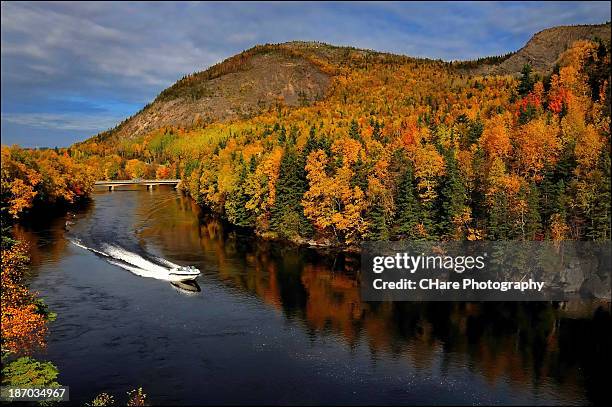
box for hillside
[96,42,416,141]
[66,22,611,246]
[92,23,610,142]
[111,45,331,139]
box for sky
[1,1,610,147]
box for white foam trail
[69,238,109,257]
[154,256,181,268]
[106,259,172,280]
[71,240,195,282]
[102,244,169,274]
[70,238,88,250]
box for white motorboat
[168,265,201,282]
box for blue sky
[1,1,610,147]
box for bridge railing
[95,179,182,190]
[94,179,181,185]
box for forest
[1,146,95,220]
[1,40,610,246]
[66,39,611,246]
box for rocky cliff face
[469,23,611,75]
[108,46,332,139]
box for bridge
[95,179,181,191]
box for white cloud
[1,1,609,146]
[1,112,123,132]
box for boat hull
[168,273,200,282]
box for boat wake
[70,239,200,282]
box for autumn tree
[1,242,48,355]
[125,159,148,179]
[1,146,93,219]
[302,146,369,244]
[155,165,171,179]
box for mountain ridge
[88,22,611,143]
[464,22,611,75]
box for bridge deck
[95,179,180,185]
[95,179,181,190]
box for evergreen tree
[304,125,321,157]
[522,183,542,240]
[517,64,535,96]
[351,155,368,192]
[518,102,537,124]
[554,140,577,182]
[370,118,383,142]
[586,150,611,240]
[438,146,467,237]
[368,200,389,240]
[539,164,567,229]
[487,194,510,240]
[348,119,362,142]
[470,146,488,221]
[394,166,421,239]
[225,157,253,227]
[278,125,287,144]
[270,146,313,238]
[466,116,484,147]
[288,125,298,146]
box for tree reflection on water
[16,191,611,405]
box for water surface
[15,186,611,405]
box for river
[13,186,610,405]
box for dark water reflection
[14,187,611,405]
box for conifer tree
[438,146,467,237]
[487,194,509,240]
[278,125,287,144]
[517,64,535,96]
[467,116,484,147]
[523,183,542,240]
[394,166,421,239]
[370,118,383,142]
[348,119,362,142]
[351,155,368,192]
[586,150,611,240]
[225,157,253,227]
[368,201,389,240]
[539,164,567,229]
[271,146,313,238]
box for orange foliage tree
[1,242,48,355]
